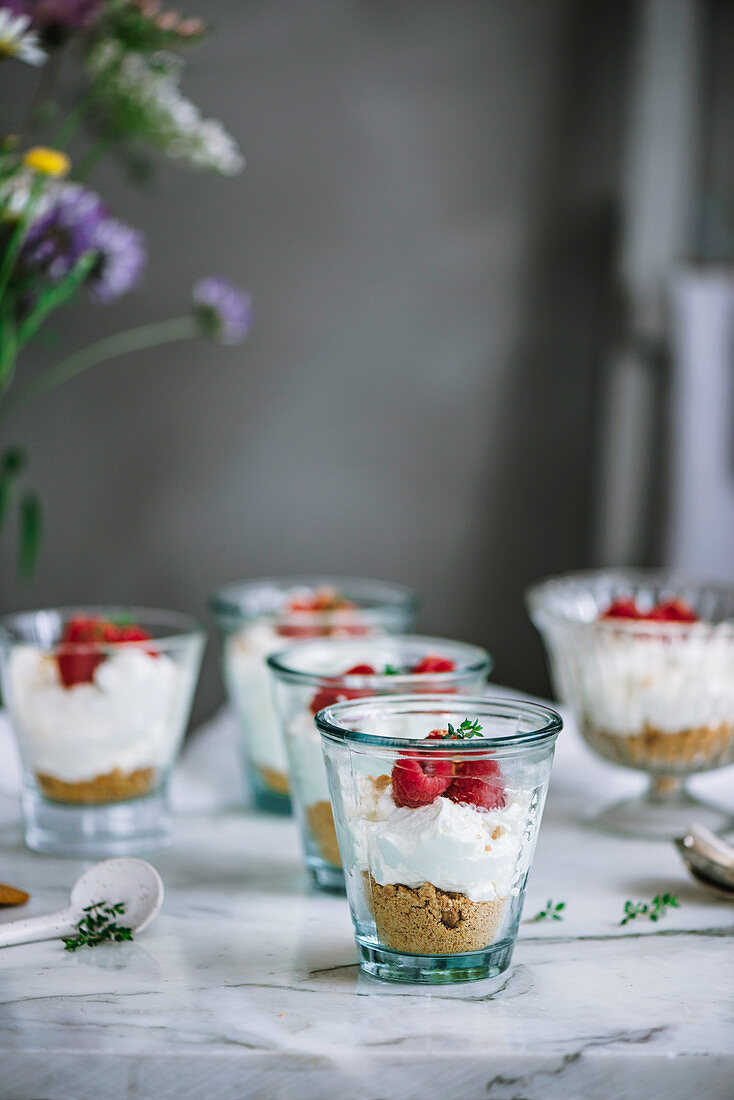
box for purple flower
[192,276,253,345]
[4,0,101,44]
[21,183,106,280]
[88,217,146,303]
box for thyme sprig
[63,901,133,951]
[620,893,679,926]
[444,718,483,740]
[531,899,566,922]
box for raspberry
[601,598,641,620]
[308,663,376,715]
[56,615,154,687]
[411,655,457,674]
[601,595,698,624]
[646,597,698,623]
[56,615,105,687]
[447,758,505,811]
[447,774,505,812]
[288,587,356,613]
[391,754,454,808]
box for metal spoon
[674,823,734,898]
[0,858,163,948]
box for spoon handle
[0,907,76,948]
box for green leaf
[17,489,42,581]
[2,445,26,476]
[0,477,11,532]
[0,309,18,391]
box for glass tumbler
[527,569,734,838]
[0,607,205,857]
[268,636,492,891]
[210,577,417,813]
[316,694,560,983]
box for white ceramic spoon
[0,858,163,948]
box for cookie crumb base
[306,800,341,866]
[36,767,156,805]
[584,721,734,771]
[258,766,290,796]
[365,873,506,955]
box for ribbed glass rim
[267,635,492,688]
[526,568,734,633]
[315,694,562,751]
[0,606,206,652]
[209,575,418,622]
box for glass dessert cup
[0,607,205,857]
[268,636,492,893]
[315,694,560,984]
[527,569,734,839]
[210,577,417,813]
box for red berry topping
[56,615,154,688]
[342,663,376,675]
[446,756,505,811]
[391,754,454,808]
[447,773,506,812]
[308,663,376,715]
[600,595,698,623]
[646,597,698,623]
[277,588,362,639]
[601,598,641,620]
[411,654,457,674]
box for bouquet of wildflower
[0,0,251,577]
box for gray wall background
[0,1,633,722]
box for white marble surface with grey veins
[0,692,732,1100]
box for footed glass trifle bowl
[210,577,417,813]
[0,607,205,857]
[315,694,560,983]
[527,569,734,839]
[268,636,492,892]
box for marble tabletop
[0,693,732,1100]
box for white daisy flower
[0,10,46,67]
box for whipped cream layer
[570,627,734,736]
[9,646,183,782]
[284,711,329,805]
[225,620,288,771]
[351,780,532,902]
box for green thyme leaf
[63,901,133,951]
[442,718,483,740]
[531,899,566,922]
[383,664,399,675]
[620,893,679,926]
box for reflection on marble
[0,697,732,1099]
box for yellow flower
[23,147,71,178]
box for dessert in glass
[315,694,560,983]
[527,569,734,838]
[268,636,492,891]
[0,607,205,856]
[209,577,417,813]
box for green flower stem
[16,251,98,349]
[53,70,111,150]
[0,177,42,305]
[74,135,115,182]
[0,315,197,422]
[0,252,98,391]
[20,47,64,144]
